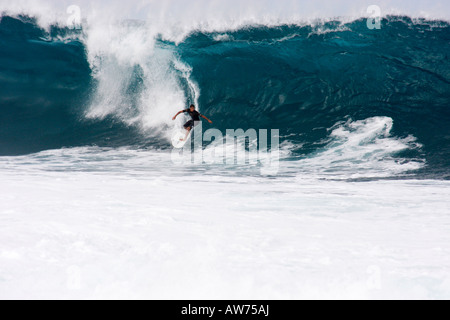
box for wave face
[0,15,449,178]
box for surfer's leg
[181,127,191,141]
[183,120,194,129]
[181,120,194,141]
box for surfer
[172,105,213,141]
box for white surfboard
[171,128,191,148]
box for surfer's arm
[201,114,213,124]
[172,110,186,120]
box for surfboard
[171,128,191,148]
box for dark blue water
[0,15,449,178]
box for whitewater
[1,0,450,299]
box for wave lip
[2,0,450,33]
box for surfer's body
[172,105,213,141]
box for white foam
[291,117,425,180]
[84,22,193,135]
[0,148,449,299]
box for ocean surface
[0,9,450,299]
